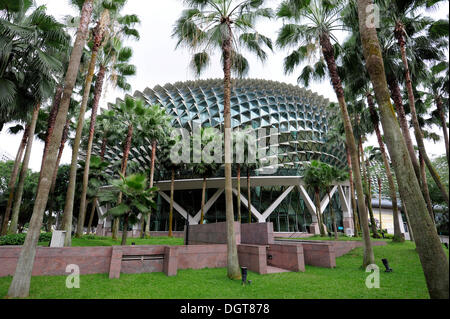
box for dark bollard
[131,242,135,246]
[241,267,248,285]
[382,258,393,272]
[444,243,448,249]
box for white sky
[0,0,448,171]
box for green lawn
[37,235,184,247]
[2,241,448,299]
[277,235,390,242]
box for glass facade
[104,79,348,232]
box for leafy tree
[173,0,273,280]
[304,160,328,237]
[101,173,156,245]
[356,0,449,299]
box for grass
[1,241,448,299]
[37,235,184,247]
[277,235,390,242]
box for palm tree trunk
[7,0,94,299]
[377,177,382,232]
[49,118,70,223]
[223,21,240,280]
[87,199,96,234]
[357,0,449,298]
[395,24,449,206]
[144,140,157,237]
[120,213,129,246]
[367,94,403,242]
[319,31,374,267]
[200,176,206,224]
[435,96,449,166]
[327,189,338,240]
[113,123,133,241]
[1,124,29,235]
[247,168,251,223]
[237,163,241,223]
[419,152,435,223]
[346,144,360,236]
[315,188,325,237]
[387,76,421,181]
[40,86,63,174]
[359,140,379,238]
[9,103,41,234]
[77,64,107,238]
[65,11,108,243]
[168,168,175,237]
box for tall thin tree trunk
[419,152,435,223]
[237,164,241,223]
[6,0,95,298]
[327,188,338,240]
[223,21,240,280]
[377,177,382,232]
[360,141,379,238]
[9,104,41,234]
[387,76,421,181]
[77,64,107,238]
[315,188,326,237]
[87,200,96,234]
[113,123,133,240]
[120,213,129,246]
[144,140,157,237]
[40,86,63,174]
[357,0,449,298]
[395,23,449,206]
[435,96,449,166]
[65,10,109,244]
[49,118,70,223]
[168,168,175,237]
[346,144,360,236]
[367,94,403,242]
[247,168,251,223]
[1,125,29,235]
[319,32,374,267]
[200,176,206,224]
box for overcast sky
[0,0,448,171]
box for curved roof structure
[102,79,347,177]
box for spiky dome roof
[99,79,347,178]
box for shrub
[0,232,53,246]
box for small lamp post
[382,258,393,272]
[241,267,248,285]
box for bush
[0,232,53,246]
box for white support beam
[232,189,264,222]
[338,185,351,217]
[193,188,224,223]
[158,191,196,224]
[261,186,295,221]
[298,184,318,223]
[320,185,338,213]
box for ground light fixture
[382,258,393,272]
[444,243,448,249]
[241,267,248,285]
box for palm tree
[77,9,140,238]
[304,160,327,237]
[7,0,95,299]
[356,0,449,299]
[276,0,374,266]
[63,1,111,243]
[109,96,147,240]
[191,127,221,225]
[100,173,157,245]
[173,0,273,279]
[384,0,449,206]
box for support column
[338,185,354,236]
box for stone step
[266,266,291,274]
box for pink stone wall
[103,230,185,238]
[241,223,275,245]
[237,244,267,275]
[267,244,305,272]
[188,222,241,245]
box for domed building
[95,79,355,237]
